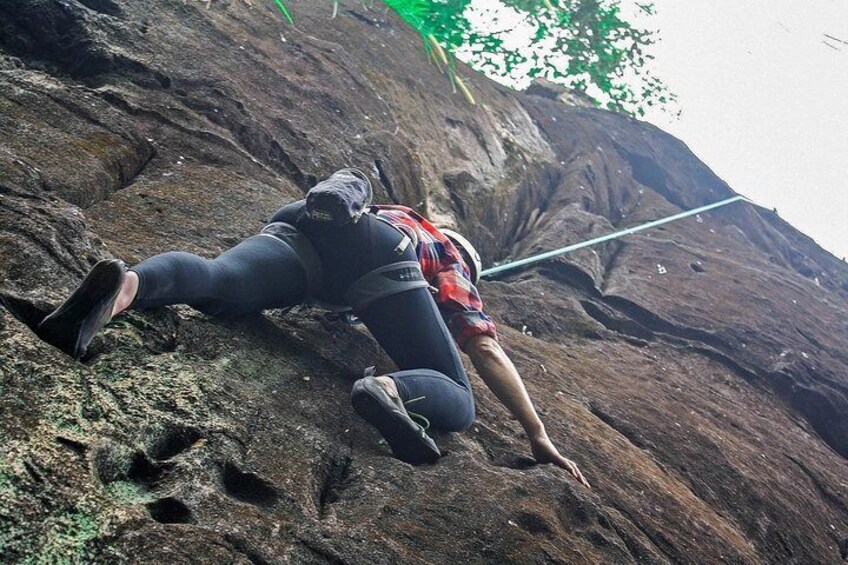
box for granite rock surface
[1,1,847,563]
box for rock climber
[38,169,589,487]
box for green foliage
[382,0,672,115]
[266,1,671,113]
[273,0,294,24]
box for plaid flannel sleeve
[433,260,498,351]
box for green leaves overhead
[270,1,671,115]
[381,0,673,115]
[273,0,294,24]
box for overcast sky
[629,0,848,260]
[462,0,847,260]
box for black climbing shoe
[38,259,126,360]
[351,376,441,465]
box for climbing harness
[345,261,429,310]
[259,221,323,295]
[481,195,749,279]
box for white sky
[461,0,848,260]
[634,0,848,260]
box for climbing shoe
[351,376,441,465]
[38,259,126,360]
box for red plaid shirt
[374,205,497,350]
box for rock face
[1,1,847,563]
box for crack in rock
[221,462,280,508]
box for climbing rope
[481,195,750,279]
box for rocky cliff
[1,1,847,563]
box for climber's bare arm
[464,334,590,488]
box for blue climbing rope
[481,195,749,278]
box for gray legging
[130,208,475,432]
[131,234,308,316]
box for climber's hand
[530,434,590,488]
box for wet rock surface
[1,1,847,563]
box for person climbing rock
[38,169,589,487]
[366,204,589,487]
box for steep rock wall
[1,1,847,563]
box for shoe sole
[351,377,440,465]
[38,259,125,359]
